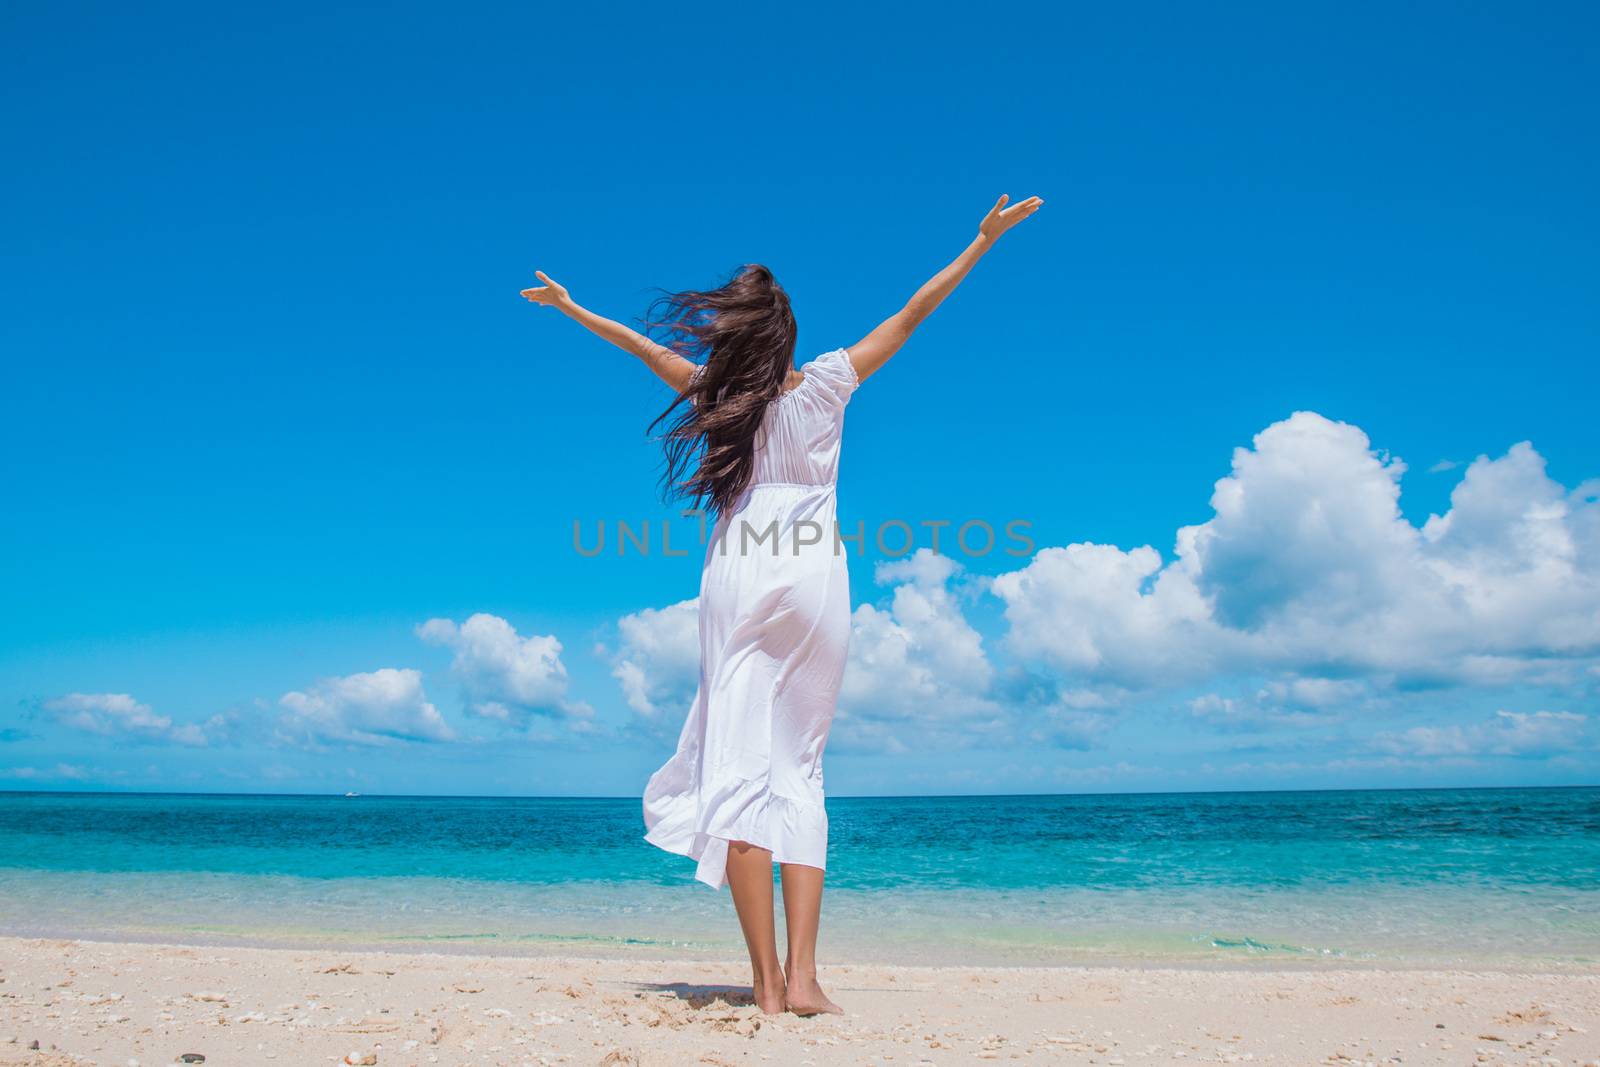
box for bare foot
[784,970,844,1016]
[751,974,786,1015]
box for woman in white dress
[521,193,1043,1014]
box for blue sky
[2,1,1596,796]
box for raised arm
[846,194,1043,382]
[520,271,696,392]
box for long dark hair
[646,264,798,514]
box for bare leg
[779,862,843,1015]
[725,841,786,1014]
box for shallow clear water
[1,788,1595,965]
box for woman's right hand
[978,194,1044,241]
[520,270,575,311]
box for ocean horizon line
[1,781,1595,802]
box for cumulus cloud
[839,551,998,734]
[418,613,590,727]
[44,692,224,747]
[1187,692,1327,732]
[1189,412,1418,634]
[277,668,453,747]
[606,412,1597,762]
[609,599,700,721]
[991,541,1211,687]
[1373,710,1589,759]
[992,412,1600,703]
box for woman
[521,193,1043,1015]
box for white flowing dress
[643,347,859,889]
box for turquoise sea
[1,788,1596,966]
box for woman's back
[745,348,859,490]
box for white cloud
[990,541,1211,687]
[840,550,997,730]
[1414,443,1599,669]
[1373,710,1589,759]
[0,762,93,781]
[609,599,700,720]
[44,692,220,747]
[1187,692,1326,731]
[992,413,1600,700]
[1186,678,1371,732]
[1257,677,1368,709]
[1189,411,1418,633]
[277,668,453,747]
[418,614,588,727]
[605,412,1598,761]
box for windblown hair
[646,264,798,514]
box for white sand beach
[1,936,1596,1066]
